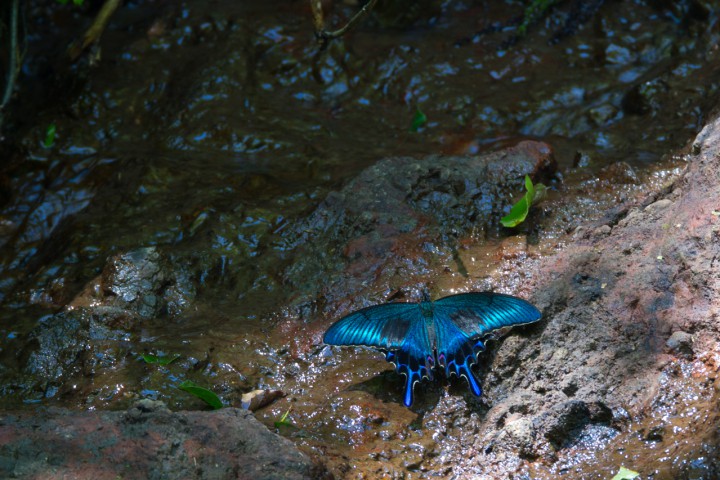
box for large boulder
[0,399,320,480]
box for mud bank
[462,115,720,478]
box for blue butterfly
[323,292,541,407]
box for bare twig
[0,0,21,130]
[67,0,122,62]
[313,0,380,47]
[310,0,324,32]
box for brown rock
[0,399,319,480]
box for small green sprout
[178,380,223,410]
[274,408,294,428]
[188,210,210,237]
[43,124,56,148]
[141,353,180,366]
[410,107,427,132]
[500,174,547,228]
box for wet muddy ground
[1,0,720,478]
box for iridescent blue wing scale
[324,293,541,407]
[384,316,436,407]
[431,316,484,396]
[323,303,433,407]
[433,292,541,397]
[323,303,420,349]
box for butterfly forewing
[323,302,435,407]
[433,292,542,339]
[323,302,421,349]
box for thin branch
[310,0,324,33]
[67,0,122,62]
[0,0,20,118]
[314,0,380,46]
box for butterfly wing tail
[443,340,483,397]
[403,370,420,407]
[462,364,482,397]
[387,350,432,407]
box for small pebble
[666,331,693,357]
[645,199,672,212]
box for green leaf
[141,353,180,365]
[410,107,427,132]
[611,466,640,480]
[500,175,534,227]
[524,173,535,199]
[188,210,210,237]
[500,192,530,228]
[43,124,56,148]
[73,0,84,5]
[500,175,547,228]
[274,408,294,428]
[178,380,223,409]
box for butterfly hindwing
[386,313,436,406]
[433,292,541,397]
[324,302,434,407]
[433,314,484,396]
